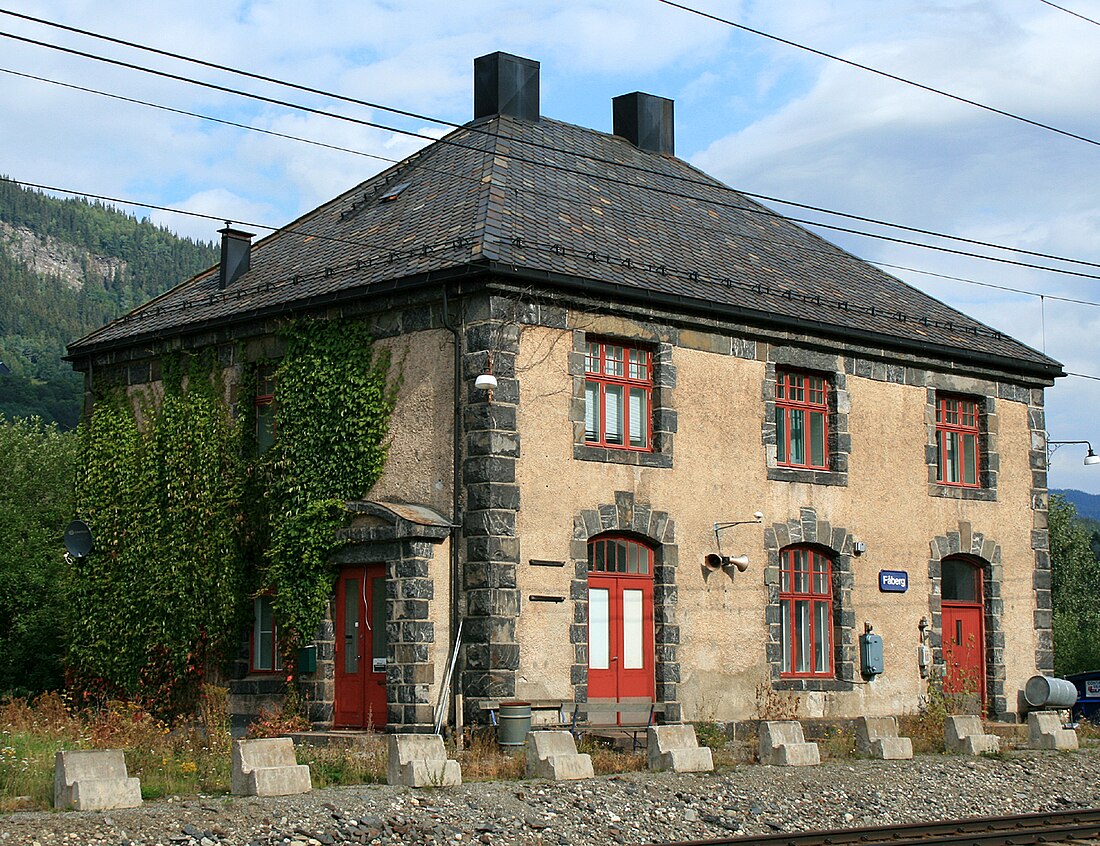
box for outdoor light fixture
[474,373,497,390]
[1047,438,1100,467]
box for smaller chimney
[218,226,254,289]
[613,92,675,156]
[474,52,540,122]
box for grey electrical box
[860,632,884,676]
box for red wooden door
[942,603,985,701]
[587,572,654,704]
[941,557,985,705]
[334,563,388,728]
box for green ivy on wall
[71,318,396,716]
[71,353,245,715]
[260,319,397,658]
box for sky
[2,0,1100,492]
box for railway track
[653,807,1100,846]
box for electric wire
[656,0,1100,149]
[5,9,1100,275]
[18,60,1100,291]
[871,262,1100,309]
[11,173,1095,382]
[1037,0,1100,27]
[7,40,1100,284]
[0,67,399,166]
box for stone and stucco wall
[512,308,1046,723]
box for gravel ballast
[2,749,1099,846]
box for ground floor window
[251,594,282,672]
[779,546,833,678]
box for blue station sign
[879,570,909,593]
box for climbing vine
[71,353,245,716]
[71,318,396,717]
[259,319,397,657]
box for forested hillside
[0,179,217,427]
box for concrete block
[231,738,312,796]
[387,734,462,787]
[758,721,820,766]
[856,717,913,760]
[871,737,914,760]
[944,715,998,754]
[54,750,141,811]
[1028,712,1078,750]
[525,731,594,781]
[647,725,713,773]
[961,734,1001,755]
[774,743,821,767]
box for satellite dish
[64,520,94,558]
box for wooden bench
[571,700,668,750]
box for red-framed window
[776,370,828,469]
[779,546,833,678]
[255,364,276,454]
[251,594,282,673]
[936,395,980,487]
[584,340,652,451]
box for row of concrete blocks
[759,717,915,766]
[53,713,1081,808]
[54,727,715,808]
[761,713,1079,767]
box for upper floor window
[936,395,979,487]
[251,594,282,672]
[584,340,652,451]
[776,370,828,470]
[255,364,276,454]
[780,546,833,678]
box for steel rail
[650,807,1100,846]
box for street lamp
[1047,439,1100,466]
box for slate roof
[68,114,1062,379]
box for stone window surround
[569,491,681,723]
[762,348,850,487]
[570,331,676,468]
[764,508,857,691]
[925,379,999,502]
[927,522,1008,721]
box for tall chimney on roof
[218,226,253,289]
[474,52,540,122]
[613,92,674,156]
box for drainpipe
[441,283,465,746]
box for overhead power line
[7,8,1100,276]
[6,13,1100,280]
[656,0,1100,149]
[7,44,1100,286]
[1038,0,1100,27]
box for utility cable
[0,67,399,166]
[6,10,1100,275]
[7,42,1100,284]
[871,262,1100,309]
[656,0,1100,149]
[1037,0,1100,27]
[20,60,1100,288]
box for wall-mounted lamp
[474,373,497,390]
[1047,438,1100,467]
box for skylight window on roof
[380,182,411,203]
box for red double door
[587,567,655,706]
[334,563,388,729]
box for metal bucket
[1024,675,1078,709]
[496,702,532,747]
